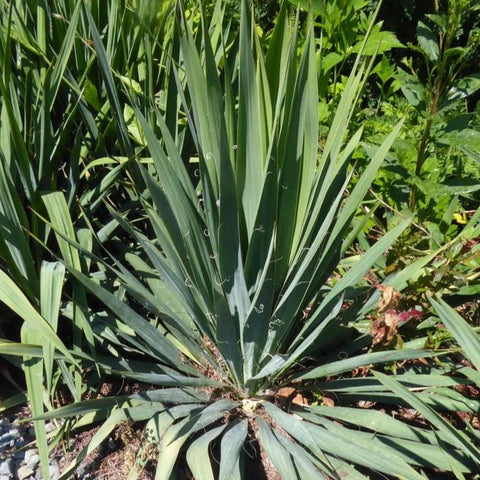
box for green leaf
[219,419,248,480]
[438,129,480,149]
[0,270,73,362]
[352,28,404,55]
[256,418,299,479]
[186,425,226,480]
[155,400,239,480]
[82,3,134,159]
[449,74,480,100]
[0,157,38,298]
[373,371,480,464]
[264,402,426,480]
[0,391,28,412]
[417,21,439,62]
[46,2,81,107]
[40,261,65,394]
[293,348,443,381]
[429,296,480,372]
[21,323,51,480]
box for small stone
[0,428,21,451]
[14,450,25,460]
[0,457,13,476]
[0,419,9,435]
[17,465,34,480]
[24,450,39,469]
[8,427,19,439]
[76,464,85,477]
[44,423,56,434]
[49,463,60,480]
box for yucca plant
[3,1,480,479]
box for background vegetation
[0,0,479,479]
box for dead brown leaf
[377,285,401,313]
[371,310,402,345]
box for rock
[44,423,57,434]
[76,464,85,477]
[49,463,60,480]
[14,449,25,460]
[24,450,39,470]
[17,464,34,480]
[0,419,9,435]
[0,457,13,477]
[0,428,21,451]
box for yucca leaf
[155,399,239,480]
[176,1,251,386]
[276,17,318,274]
[264,402,426,480]
[285,215,412,365]
[429,295,480,371]
[0,270,73,361]
[264,1,290,103]
[461,366,480,385]
[64,264,194,373]
[419,387,480,413]
[300,409,473,474]
[237,0,269,238]
[328,120,405,246]
[292,348,444,381]
[218,419,248,480]
[32,390,207,423]
[373,371,480,463]
[21,324,50,480]
[306,405,434,442]
[40,261,65,394]
[93,354,224,388]
[273,430,343,480]
[317,372,471,393]
[82,3,134,159]
[186,425,226,480]
[256,417,299,479]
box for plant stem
[408,90,438,210]
[409,0,461,211]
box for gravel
[0,415,66,480]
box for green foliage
[362,0,480,236]
[289,0,403,128]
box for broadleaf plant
[8,1,480,478]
